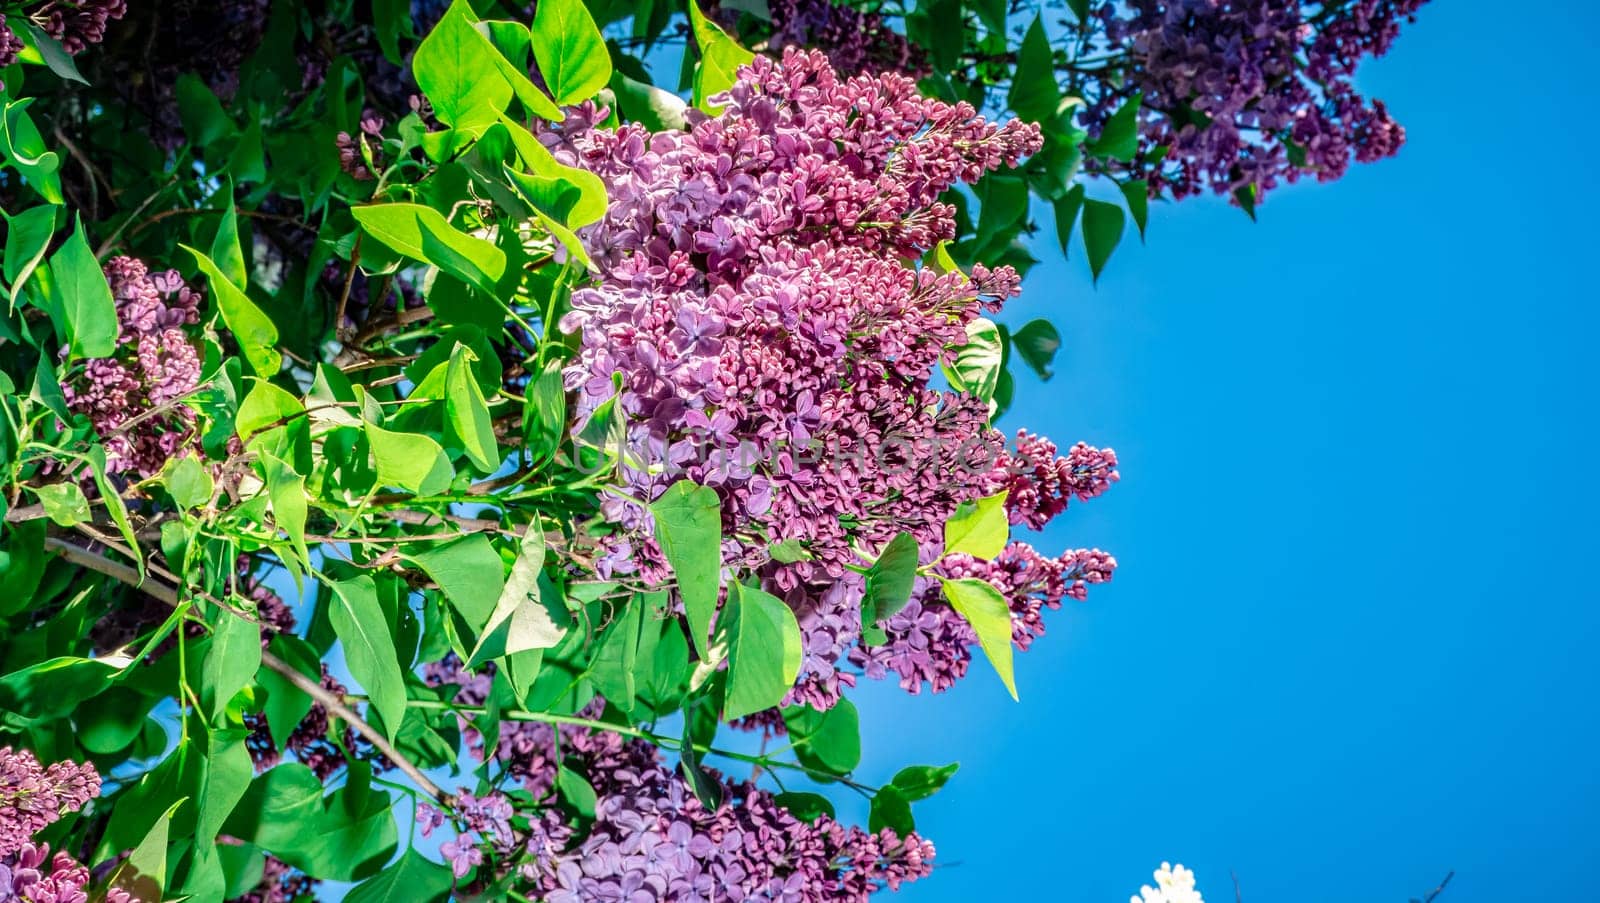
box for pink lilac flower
[556,50,1113,708]
[851,542,1117,693]
[0,748,100,857]
[63,257,204,479]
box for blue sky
[835,2,1600,901]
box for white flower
[1129,861,1204,903]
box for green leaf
[468,522,564,666]
[1008,16,1060,126]
[649,480,723,659]
[345,848,453,903]
[1011,319,1062,380]
[34,481,89,526]
[558,764,599,818]
[259,634,318,749]
[412,0,513,132]
[588,597,642,712]
[184,244,281,375]
[479,22,565,122]
[943,490,1009,560]
[0,101,63,204]
[197,732,254,846]
[176,73,235,144]
[210,189,250,291]
[1081,198,1125,285]
[444,343,498,473]
[235,379,302,442]
[0,656,116,718]
[366,422,453,495]
[22,23,89,84]
[260,452,309,573]
[531,0,612,105]
[329,576,408,740]
[1088,93,1142,162]
[861,532,919,641]
[774,791,835,822]
[203,614,261,721]
[868,785,915,835]
[4,204,55,308]
[1120,179,1150,240]
[44,215,117,359]
[688,0,754,111]
[1053,183,1086,258]
[220,763,324,854]
[769,538,811,563]
[163,455,215,508]
[722,581,803,720]
[111,799,185,901]
[890,762,960,802]
[351,203,506,295]
[943,316,1004,404]
[406,534,505,633]
[498,117,608,228]
[939,577,1018,700]
[784,698,861,774]
[610,71,689,132]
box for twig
[258,650,447,802]
[41,535,448,803]
[1418,871,1454,903]
[334,235,363,340]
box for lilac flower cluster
[0,748,121,903]
[550,50,1109,709]
[1001,433,1120,530]
[0,748,99,856]
[719,0,927,78]
[0,1,126,89]
[335,113,386,181]
[35,0,127,54]
[852,542,1116,693]
[1088,0,1427,201]
[63,256,204,478]
[424,660,935,901]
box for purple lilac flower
[426,660,936,901]
[1087,0,1428,202]
[555,50,1114,708]
[63,256,204,479]
[0,748,100,857]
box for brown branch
[258,651,447,802]
[41,535,447,803]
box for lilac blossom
[63,256,204,479]
[555,50,1114,708]
[1086,0,1428,202]
[425,659,935,901]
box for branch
[41,536,448,803]
[258,651,447,802]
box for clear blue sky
[834,2,1600,901]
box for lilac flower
[0,748,100,857]
[425,662,936,901]
[1086,0,1429,203]
[553,50,1118,708]
[441,835,484,879]
[63,257,205,479]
